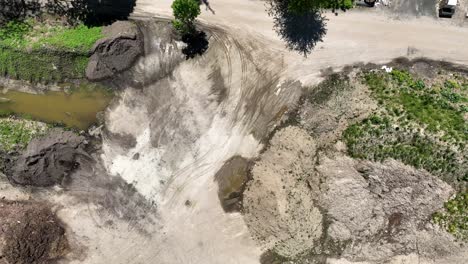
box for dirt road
[134,0,468,84]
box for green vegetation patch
[433,192,468,241]
[343,69,467,185]
[0,47,88,83]
[0,20,103,82]
[288,0,354,14]
[31,24,102,53]
[342,67,467,240]
[0,118,47,151]
[0,20,102,52]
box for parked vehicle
[439,0,458,18]
[364,0,376,7]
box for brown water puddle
[0,88,113,129]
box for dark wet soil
[6,129,87,187]
[0,200,68,264]
[214,156,251,212]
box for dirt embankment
[242,59,468,263]
[244,126,463,264]
[0,200,68,264]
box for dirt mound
[243,126,323,258]
[6,129,87,187]
[243,126,466,263]
[0,200,68,264]
[214,156,251,212]
[317,155,460,262]
[86,21,143,81]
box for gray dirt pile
[86,21,143,81]
[243,124,467,263]
[0,200,68,264]
[317,155,463,263]
[243,126,323,258]
[6,129,87,187]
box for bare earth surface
[134,0,468,85]
[1,1,468,264]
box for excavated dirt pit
[0,200,68,264]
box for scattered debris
[381,65,393,73]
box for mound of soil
[244,125,466,263]
[86,21,143,81]
[0,200,68,264]
[6,129,87,187]
[214,156,251,212]
[243,126,323,258]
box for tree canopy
[171,0,201,34]
[287,0,354,14]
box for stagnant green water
[0,88,113,129]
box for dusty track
[134,0,468,85]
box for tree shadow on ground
[0,0,41,25]
[268,0,327,57]
[85,0,136,26]
[182,30,209,59]
[2,0,136,26]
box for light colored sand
[2,1,468,263]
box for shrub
[171,0,200,34]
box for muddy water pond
[0,87,113,129]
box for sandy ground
[134,0,468,85]
[72,2,468,264]
[1,1,468,264]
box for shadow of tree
[268,0,327,57]
[182,30,209,59]
[0,0,41,25]
[1,0,136,26]
[85,0,136,26]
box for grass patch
[0,118,47,151]
[0,20,103,82]
[342,68,467,239]
[364,70,467,142]
[343,69,467,185]
[32,24,102,53]
[0,47,88,82]
[433,192,468,241]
